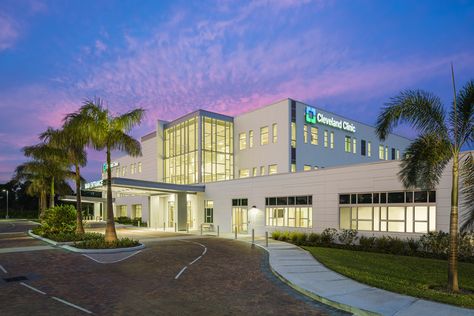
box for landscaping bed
[304,246,474,308]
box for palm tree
[14,163,49,215]
[40,127,88,234]
[375,68,473,292]
[67,98,145,242]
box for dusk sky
[0,0,473,183]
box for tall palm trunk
[50,177,55,208]
[75,164,85,234]
[448,153,460,292]
[104,147,118,242]
[40,189,47,216]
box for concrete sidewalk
[224,235,473,316]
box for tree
[40,127,88,234]
[375,68,473,292]
[67,98,145,242]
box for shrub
[39,205,77,235]
[278,231,290,241]
[296,232,308,245]
[271,231,281,240]
[32,229,103,242]
[359,235,376,250]
[406,238,420,254]
[459,232,474,259]
[419,231,449,255]
[307,233,321,244]
[74,237,140,249]
[337,229,359,246]
[321,228,337,245]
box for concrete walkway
[219,234,473,316]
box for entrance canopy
[85,178,205,196]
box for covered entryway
[232,207,248,234]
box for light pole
[2,189,8,219]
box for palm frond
[398,133,452,189]
[112,108,145,132]
[376,90,448,141]
[450,80,474,148]
[460,152,474,232]
[109,131,142,157]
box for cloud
[95,39,107,55]
[0,14,20,51]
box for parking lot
[0,221,347,315]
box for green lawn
[303,246,474,308]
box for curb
[61,243,145,254]
[28,230,72,246]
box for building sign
[305,106,356,133]
[84,180,104,190]
[102,161,119,172]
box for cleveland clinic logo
[305,106,356,133]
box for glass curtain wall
[202,117,233,183]
[164,117,198,184]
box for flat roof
[87,178,205,195]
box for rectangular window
[249,130,254,148]
[122,166,127,176]
[311,127,318,145]
[272,123,278,143]
[385,146,389,160]
[291,163,296,173]
[265,195,312,228]
[252,167,257,177]
[396,149,400,160]
[239,132,246,150]
[330,132,334,149]
[132,204,142,218]
[260,126,269,145]
[130,164,135,175]
[239,169,249,178]
[352,138,357,154]
[368,142,372,157]
[118,205,127,217]
[304,125,308,143]
[304,165,311,171]
[361,140,366,156]
[260,166,266,176]
[138,162,142,173]
[268,164,278,175]
[324,130,328,147]
[291,122,296,148]
[204,200,214,223]
[379,145,384,160]
[391,148,396,160]
[345,136,351,152]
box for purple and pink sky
[0,0,473,183]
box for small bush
[419,231,449,255]
[74,237,140,249]
[271,231,281,240]
[278,231,290,241]
[359,235,376,250]
[321,228,337,244]
[407,238,420,254]
[32,228,103,242]
[39,205,77,235]
[337,229,359,246]
[307,233,321,244]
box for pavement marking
[174,266,188,279]
[0,245,53,254]
[20,282,46,295]
[0,264,7,273]
[82,250,142,264]
[51,296,93,314]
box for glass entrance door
[187,201,193,229]
[168,201,175,227]
[232,207,248,233]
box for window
[249,130,254,148]
[260,166,266,176]
[132,204,142,218]
[239,132,246,150]
[324,130,328,147]
[138,162,142,173]
[311,127,318,145]
[304,165,311,171]
[118,205,127,217]
[252,167,257,177]
[291,122,296,148]
[339,191,436,233]
[304,125,308,143]
[396,149,400,160]
[232,198,248,206]
[352,138,357,154]
[291,163,296,173]
[239,169,249,178]
[345,136,351,152]
[361,140,366,156]
[385,146,389,160]
[204,200,213,223]
[130,164,135,175]
[260,126,269,145]
[122,166,127,176]
[330,132,334,149]
[379,145,384,160]
[391,148,396,160]
[265,195,312,228]
[116,167,120,177]
[268,164,277,175]
[368,142,372,157]
[272,123,278,143]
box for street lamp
[2,189,8,219]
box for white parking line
[0,264,7,273]
[189,255,202,265]
[51,296,93,314]
[174,266,188,279]
[20,282,46,295]
[82,250,142,264]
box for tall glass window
[239,132,246,150]
[272,123,278,143]
[352,138,357,154]
[330,132,334,149]
[204,200,214,223]
[261,126,269,145]
[368,142,372,157]
[324,130,328,147]
[345,136,351,152]
[202,117,234,183]
[164,117,198,184]
[249,130,254,148]
[379,145,384,160]
[304,125,308,143]
[311,127,318,145]
[291,123,296,148]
